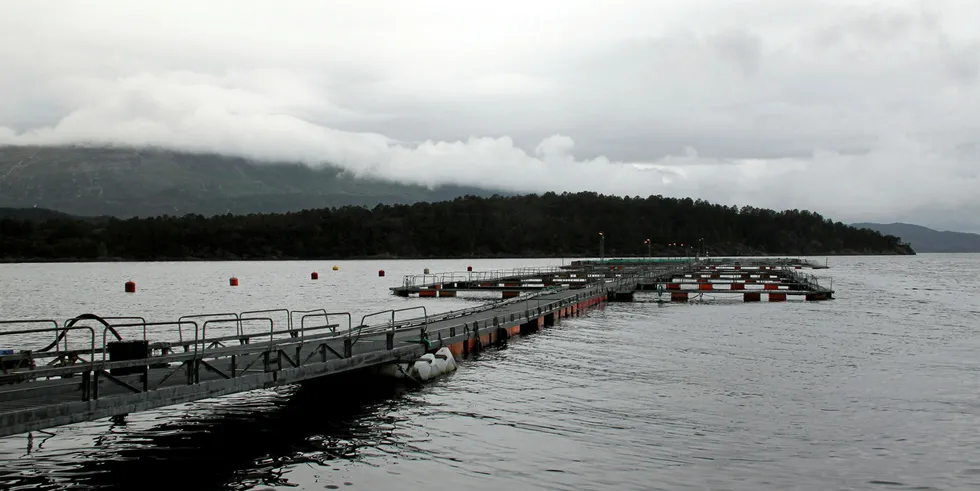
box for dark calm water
[1,255,979,490]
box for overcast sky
[1,0,979,231]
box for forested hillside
[0,145,502,217]
[0,192,913,261]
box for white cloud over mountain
[1,0,979,230]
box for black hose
[38,314,122,352]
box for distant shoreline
[1,193,914,260]
[0,250,917,264]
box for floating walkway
[0,257,833,438]
[392,257,833,301]
[390,266,597,297]
[0,281,618,439]
[567,256,830,269]
[635,261,834,302]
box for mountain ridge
[0,145,507,217]
[852,222,980,253]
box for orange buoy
[311,271,319,280]
[229,277,239,286]
[378,270,385,277]
[467,266,473,272]
[332,265,339,271]
[124,281,136,293]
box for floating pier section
[634,259,834,302]
[392,257,834,302]
[0,283,615,438]
[390,266,599,298]
[0,257,832,438]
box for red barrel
[467,266,473,272]
[229,277,239,286]
[124,281,136,293]
[378,270,385,277]
[311,271,319,280]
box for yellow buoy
[332,265,339,271]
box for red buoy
[378,270,385,277]
[311,271,319,280]
[124,281,136,293]
[229,277,239,286]
[467,266,473,272]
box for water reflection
[0,372,415,490]
[3,256,980,490]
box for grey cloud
[0,0,979,232]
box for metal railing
[0,280,620,426]
[1,284,592,385]
[699,257,828,269]
[0,321,97,374]
[0,305,356,386]
[779,267,833,292]
[399,266,567,288]
[360,306,428,333]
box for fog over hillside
[0,145,505,217]
[1,1,979,231]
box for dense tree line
[0,192,913,261]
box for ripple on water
[2,255,980,490]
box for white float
[434,347,457,372]
[378,346,458,382]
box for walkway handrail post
[359,305,428,332]
[242,309,291,336]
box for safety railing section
[0,305,355,387]
[400,266,567,288]
[179,313,240,345]
[779,267,833,292]
[427,283,607,337]
[359,306,428,335]
[0,282,614,398]
[362,286,541,335]
[1,319,64,355]
[65,316,147,347]
[579,261,694,278]
[0,320,96,375]
[420,284,569,325]
[633,261,833,290]
[354,283,586,353]
[376,276,612,337]
[584,257,701,264]
[1,286,591,387]
[633,263,701,284]
[699,257,828,269]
